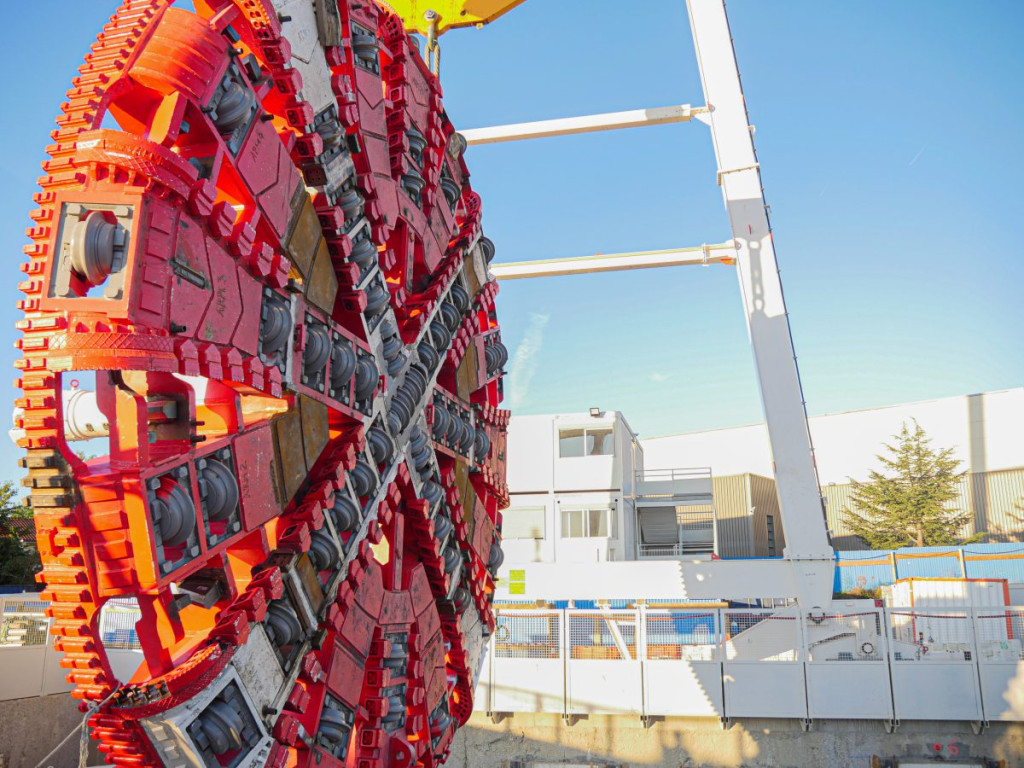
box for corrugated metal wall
[823,467,1024,550]
[748,473,784,557]
[713,468,1023,556]
[704,474,785,559]
[708,474,752,558]
[970,468,1024,540]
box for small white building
[503,411,716,565]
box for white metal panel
[566,661,643,715]
[0,646,49,700]
[805,663,893,720]
[554,455,617,494]
[489,658,566,713]
[890,664,983,721]
[804,610,894,719]
[890,581,912,607]
[902,579,1010,609]
[490,610,565,714]
[977,663,1024,721]
[887,608,983,720]
[493,561,703,602]
[722,608,806,718]
[644,661,724,717]
[722,663,807,719]
[566,611,643,714]
[506,416,556,492]
[643,610,724,717]
[974,607,1024,720]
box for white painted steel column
[687,1,834,587]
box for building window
[560,508,612,538]
[767,514,776,557]
[503,506,546,540]
[558,427,614,458]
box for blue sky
[0,1,1021,486]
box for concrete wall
[642,388,1024,485]
[0,694,102,768]
[451,712,1024,768]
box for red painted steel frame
[15,2,508,766]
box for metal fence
[482,605,1024,722]
[493,611,560,659]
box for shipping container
[884,577,1009,609]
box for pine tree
[0,479,41,585]
[843,420,971,549]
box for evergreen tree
[0,479,41,585]
[843,420,971,549]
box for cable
[32,687,119,768]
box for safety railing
[481,605,1024,723]
[636,467,712,483]
[6,593,1024,723]
[637,540,715,559]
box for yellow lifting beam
[378,0,525,36]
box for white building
[503,411,717,566]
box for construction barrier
[8,594,1024,725]
[643,610,723,717]
[479,605,1024,724]
[803,611,893,720]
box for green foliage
[0,479,41,585]
[842,420,972,549]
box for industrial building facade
[504,389,1024,558]
[644,388,1024,551]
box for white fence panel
[974,608,1024,721]
[722,610,806,719]
[887,609,983,721]
[566,610,643,715]
[0,595,61,700]
[643,610,723,717]
[489,610,565,713]
[804,611,893,720]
